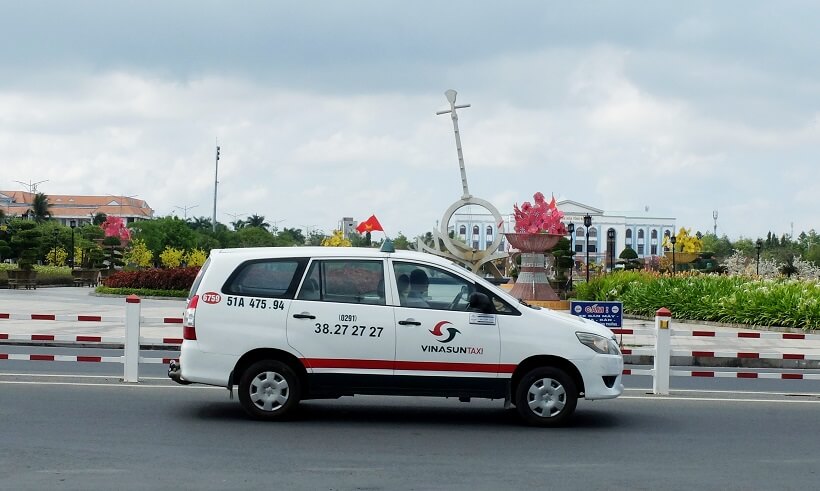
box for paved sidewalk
[0,286,184,341]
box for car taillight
[183,295,198,340]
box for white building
[448,200,676,265]
[560,200,676,264]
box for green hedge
[576,272,820,331]
[95,286,188,298]
[0,264,73,287]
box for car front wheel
[515,367,578,427]
[238,360,301,420]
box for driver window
[392,262,474,311]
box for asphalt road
[1,376,819,491]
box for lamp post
[52,229,59,265]
[567,222,575,289]
[69,220,77,268]
[583,214,592,282]
[607,229,616,273]
[670,235,677,275]
[755,239,763,275]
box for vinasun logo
[421,321,484,355]
[429,321,460,343]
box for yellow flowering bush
[321,230,352,247]
[125,239,154,268]
[662,227,703,253]
[159,246,185,268]
[184,248,208,267]
[45,247,69,266]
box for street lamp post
[69,220,76,268]
[583,214,592,282]
[755,239,763,275]
[567,222,575,290]
[607,229,616,273]
[670,235,677,275]
[52,229,59,265]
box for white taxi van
[169,245,623,426]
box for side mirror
[468,292,493,314]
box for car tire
[514,367,577,427]
[238,360,301,420]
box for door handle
[398,319,421,326]
[292,312,316,320]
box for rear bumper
[167,360,191,385]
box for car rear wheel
[238,360,301,420]
[515,367,577,427]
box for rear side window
[188,257,211,299]
[223,258,308,299]
[297,259,385,306]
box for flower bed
[575,271,820,331]
[102,267,200,291]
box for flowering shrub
[577,271,820,330]
[322,230,352,247]
[160,247,185,268]
[723,250,786,278]
[103,267,200,290]
[101,216,131,242]
[45,247,69,266]
[662,227,703,253]
[513,192,567,235]
[184,248,208,267]
[124,239,153,268]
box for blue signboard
[570,301,623,328]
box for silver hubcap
[249,371,289,412]
[527,377,566,418]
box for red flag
[356,215,383,233]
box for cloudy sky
[2,1,819,240]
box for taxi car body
[169,246,623,426]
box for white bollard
[653,307,672,395]
[124,295,141,383]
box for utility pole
[712,210,718,236]
[212,142,220,233]
[174,204,198,220]
[14,179,49,194]
[436,89,472,199]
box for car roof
[209,247,459,267]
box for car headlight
[576,332,620,355]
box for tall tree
[274,227,304,246]
[231,220,246,231]
[92,212,107,226]
[188,216,213,231]
[245,214,270,230]
[31,192,52,223]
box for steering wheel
[449,286,469,310]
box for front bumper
[579,354,624,400]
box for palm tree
[31,192,52,223]
[245,214,270,230]
[188,216,212,231]
[231,220,246,231]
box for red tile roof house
[0,191,154,226]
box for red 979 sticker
[201,292,222,304]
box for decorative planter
[664,251,700,264]
[504,233,564,301]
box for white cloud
[2,3,820,242]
